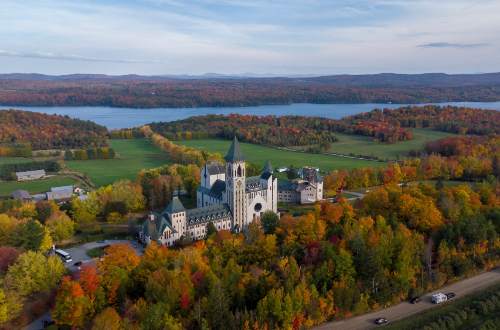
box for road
[24,239,143,330]
[314,268,500,330]
[63,239,143,272]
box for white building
[141,137,278,246]
[278,167,323,204]
[15,169,46,181]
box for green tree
[4,251,65,297]
[13,219,53,251]
[91,307,121,330]
[46,211,75,242]
[261,211,279,235]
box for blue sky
[0,0,498,75]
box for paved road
[63,239,143,272]
[314,268,500,330]
[24,240,143,330]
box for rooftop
[224,136,245,162]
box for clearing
[324,129,456,160]
[0,175,77,196]
[178,139,385,172]
[66,139,170,187]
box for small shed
[11,190,32,201]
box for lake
[2,102,500,129]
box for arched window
[237,165,242,177]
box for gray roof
[300,167,323,183]
[11,190,31,200]
[246,176,263,191]
[224,136,245,162]
[51,185,74,193]
[278,180,298,191]
[164,196,185,214]
[186,203,231,225]
[263,160,273,174]
[198,179,226,200]
[206,162,225,175]
[210,180,226,198]
[143,213,176,241]
[16,169,46,177]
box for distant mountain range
[1,72,500,108]
[2,72,500,86]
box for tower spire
[224,136,245,162]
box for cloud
[0,50,157,63]
[418,42,489,49]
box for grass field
[178,139,384,172]
[324,129,456,160]
[0,176,77,196]
[0,157,34,165]
[66,139,170,187]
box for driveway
[314,268,500,330]
[63,239,143,272]
[24,239,143,330]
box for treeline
[109,128,145,139]
[0,109,108,150]
[2,75,500,108]
[47,179,499,329]
[150,114,410,146]
[324,135,499,193]
[64,147,116,161]
[0,143,32,157]
[141,125,222,166]
[349,105,500,135]
[0,160,61,180]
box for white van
[431,293,447,304]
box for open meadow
[66,139,170,187]
[178,138,385,171]
[326,129,456,159]
[0,176,77,196]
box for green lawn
[324,129,456,160]
[66,139,170,187]
[0,157,34,165]
[0,176,77,196]
[178,139,384,172]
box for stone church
[140,137,278,246]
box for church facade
[140,137,278,246]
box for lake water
[2,102,500,129]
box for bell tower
[225,136,247,231]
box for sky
[0,0,499,76]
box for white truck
[431,292,448,304]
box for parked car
[432,292,448,304]
[410,296,421,304]
[445,292,456,300]
[73,261,82,267]
[374,317,389,325]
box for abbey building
[140,137,278,246]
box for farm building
[15,169,46,181]
[46,185,74,201]
[11,189,32,201]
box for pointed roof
[263,160,273,174]
[224,136,245,162]
[164,196,185,214]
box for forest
[0,127,499,329]
[0,110,108,150]
[149,113,411,146]
[1,73,500,108]
[149,105,500,147]
[349,105,500,135]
